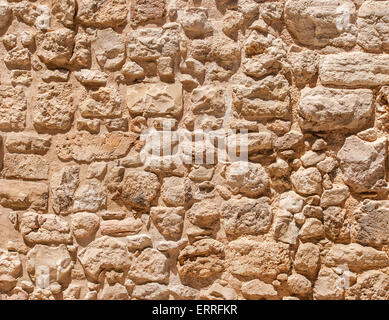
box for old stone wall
[1,0,389,300]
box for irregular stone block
[285,0,357,48]
[228,239,290,281]
[77,0,128,28]
[78,236,133,282]
[352,200,389,247]
[0,86,27,132]
[2,154,49,180]
[79,87,122,119]
[222,197,273,238]
[36,29,75,68]
[56,132,137,163]
[357,1,389,52]
[131,0,166,26]
[325,243,389,272]
[33,83,75,133]
[20,212,72,245]
[298,87,374,132]
[0,180,48,211]
[337,136,386,192]
[5,134,51,155]
[320,53,389,87]
[150,207,184,240]
[100,217,143,236]
[95,28,125,71]
[0,249,22,293]
[51,166,80,215]
[178,239,225,283]
[127,83,183,118]
[128,248,169,284]
[26,245,73,286]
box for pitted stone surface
[0,0,388,301]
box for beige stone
[33,83,74,133]
[20,212,72,246]
[0,249,22,293]
[56,132,136,163]
[128,83,183,118]
[129,248,169,284]
[151,207,184,240]
[298,87,374,132]
[294,243,320,280]
[222,197,273,238]
[320,53,389,87]
[0,180,48,211]
[241,279,278,300]
[78,236,133,282]
[77,0,128,28]
[337,136,386,192]
[325,243,389,272]
[228,239,290,281]
[0,86,27,132]
[2,154,49,180]
[121,170,160,210]
[285,0,357,48]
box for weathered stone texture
[0,0,389,301]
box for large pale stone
[294,243,320,280]
[56,132,136,163]
[231,73,290,121]
[298,87,374,132]
[357,1,389,52]
[222,197,273,238]
[225,162,270,197]
[128,248,169,284]
[80,87,122,119]
[71,212,100,244]
[121,170,160,210]
[228,239,290,281]
[178,239,225,282]
[100,217,143,236]
[128,83,183,118]
[150,207,184,240]
[78,236,133,282]
[320,53,389,87]
[352,200,389,247]
[291,167,322,196]
[0,250,22,293]
[72,180,106,213]
[325,243,389,272]
[0,86,27,132]
[313,267,344,300]
[77,0,128,28]
[20,212,72,246]
[2,154,49,180]
[36,29,75,67]
[241,279,278,300]
[33,83,75,133]
[187,200,220,228]
[131,0,166,26]
[285,0,357,48]
[0,180,48,211]
[5,134,51,155]
[51,166,80,215]
[337,136,386,192]
[95,29,125,71]
[26,245,73,286]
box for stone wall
[1,0,389,300]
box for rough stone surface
[0,0,389,300]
